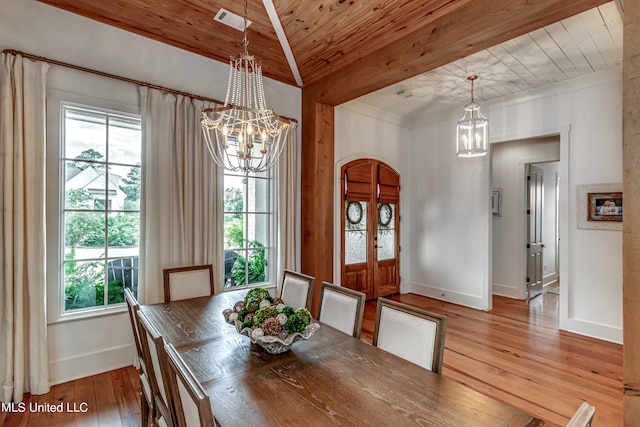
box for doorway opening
[490,136,560,305]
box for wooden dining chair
[566,402,596,427]
[124,288,154,427]
[317,282,366,338]
[137,310,174,427]
[164,342,216,427]
[163,264,214,302]
[373,297,448,374]
[279,269,315,309]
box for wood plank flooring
[361,292,623,427]
[0,366,141,427]
[1,291,622,426]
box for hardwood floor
[1,291,622,426]
[362,291,623,427]
[0,366,141,427]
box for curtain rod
[2,49,297,123]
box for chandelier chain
[243,0,249,55]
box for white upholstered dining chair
[163,264,214,302]
[373,297,447,374]
[279,269,315,310]
[137,310,174,427]
[164,342,216,427]
[124,288,154,427]
[566,402,595,427]
[317,282,366,338]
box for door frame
[333,155,402,291]
[491,125,569,331]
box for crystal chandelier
[456,75,489,157]
[201,0,290,173]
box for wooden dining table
[142,291,545,427]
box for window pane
[108,212,140,248]
[224,214,244,250]
[224,250,240,288]
[224,175,245,213]
[232,249,248,286]
[377,203,395,261]
[64,259,105,311]
[247,177,269,212]
[246,214,269,247]
[108,116,142,164]
[114,164,141,210]
[247,247,267,285]
[65,161,105,210]
[64,109,107,161]
[65,211,106,251]
[345,201,367,265]
[107,256,139,299]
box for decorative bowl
[223,309,320,354]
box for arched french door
[340,159,400,300]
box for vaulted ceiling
[37,0,616,113]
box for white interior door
[526,164,544,299]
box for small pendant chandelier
[456,75,489,157]
[201,0,290,173]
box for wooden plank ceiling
[36,0,470,88]
[36,0,613,105]
[352,1,622,124]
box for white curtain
[275,123,299,291]
[139,87,224,303]
[0,53,50,402]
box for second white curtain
[139,87,223,303]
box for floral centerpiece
[223,287,320,354]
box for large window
[61,104,141,312]
[223,170,272,288]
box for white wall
[338,67,623,344]
[491,138,560,299]
[0,0,301,384]
[405,67,622,343]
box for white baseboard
[492,283,523,299]
[49,344,135,385]
[564,318,622,345]
[408,281,488,311]
[543,272,558,287]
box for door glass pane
[377,203,395,261]
[345,201,367,265]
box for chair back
[280,269,315,309]
[124,288,155,426]
[137,310,173,426]
[566,402,595,427]
[373,298,447,374]
[124,288,144,364]
[165,343,215,427]
[318,282,366,338]
[163,264,214,302]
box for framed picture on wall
[577,183,622,230]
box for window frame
[46,91,142,323]
[222,169,274,290]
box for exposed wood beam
[300,89,334,316]
[262,0,303,86]
[306,0,611,106]
[623,0,640,423]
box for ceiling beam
[306,0,611,106]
